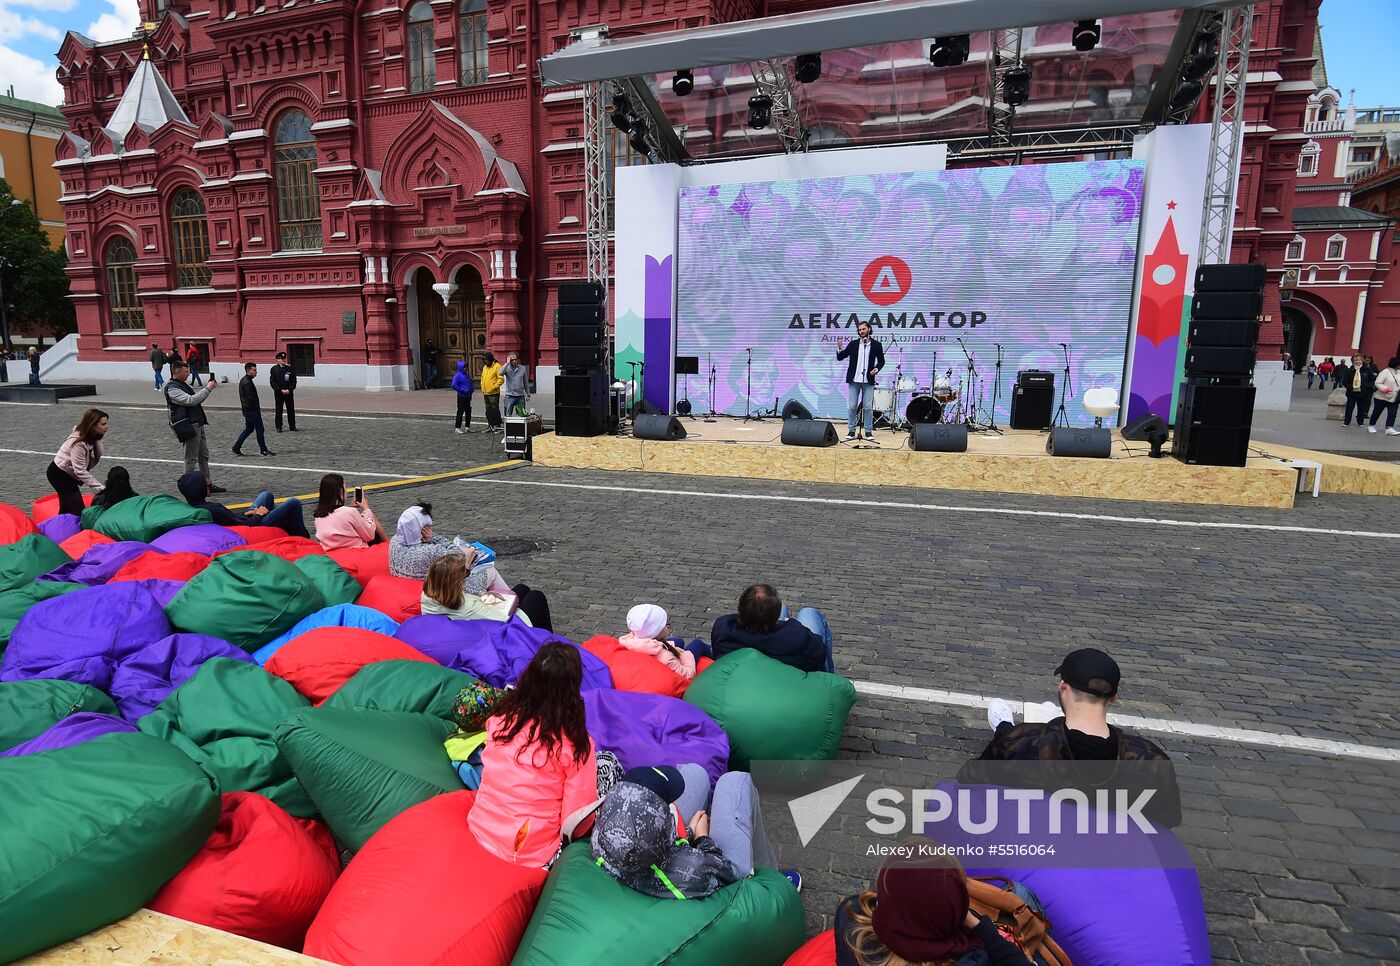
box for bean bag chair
[582,688,729,785]
[225,523,288,545]
[0,533,70,594]
[357,573,424,622]
[216,534,326,563]
[396,616,613,691]
[327,542,392,587]
[324,660,477,722]
[0,678,117,751]
[266,626,437,705]
[79,502,106,531]
[294,553,361,607]
[784,930,835,966]
[151,522,248,555]
[93,494,213,543]
[1,711,138,757]
[31,491,92,524]
[36,512,81,546]
[513,842,805,966]
[581,634,692,698]
[130,577,185,608]
[684,650,856,770]
[139,657,315,817]
[305,791,548,966]
[0,503,35,546]
[38,539,159,586]
[0,580,81,651]
[275,706,459,851]
[111,550,211,584]
[59,527,114,558]
[253,603,402,665]
[0,730,220,963]
[166,551,325,652]
[149,791,341,949]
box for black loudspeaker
[559,281,605,304]
[911,423,969,452]
[781,399,814,421]
[1187,319,1258,348]
[1010,385,1054,429]
[559,344,606,369]
[1122,412,1169,441]
[675,356,700,376]
[1194,263,1266,292]
[1177,383,1256,426]
[1173,425,1249,466]
[555,370,606,408]
[780,419,839,447]
[1192,290,1262,320]
[1046,427,1112,458]
[633,413,687,441]
[555,405,605,436]
[558,323,605,347]
[1184,347,1255,377]
[558,303,605,325]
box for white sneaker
[454,428,464,434]
[1368,425,1378,433]
[987,698,1015,731]
[1388,428,1400,436]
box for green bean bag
[92,495,212,543]
[275,706,459,851]
[166,551,325,652]
[0,730,220,962]
[293,554,362,608]
[513,842,805,966]
[0,580,82,651]
[138,657,314,817]
[0,678,117,752]
[683,650,857,771]
[323,659,477,722]
[0,534,70,594]
[79,502,105,531]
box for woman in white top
[48,409,109,516]
[1368,356,1400,436]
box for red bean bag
[148,791,340,948]
[785,930,835,965]
[580,635,691,698]
[111,551,212,584]
[30,493,92,525]
[304,791,546,966]
[0,504,36,546]
[327,543,392,588]
[224,524,288,545]
[59,529,115,558]
[265,626,437,705]
[356,574,423,623]
[216,535,326,563]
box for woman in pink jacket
[312,473,387,548]
[47,409,109,516]
[470,643,599,867]
[620,604,699,679]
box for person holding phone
[312,472,387,549]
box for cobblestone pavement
[4,401,1398,963]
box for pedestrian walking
[501,351,529,417]
[47,408,108,516]
[269,351,298,432]
[233,361,275,457]
[150,343,168,390]
[1305,360,1317,389]
[1368,356,1400,436]
[164,359,225,492]
[1318,357,1334,390]
[27,346,40,386]
[480,351,503,432]
[451,360,474,433]
[167,344,184,372]
[186,344,204,387]
[422,338,439,388]
[1337,353,1378,427]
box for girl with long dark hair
[312,472,387,548]
[47,408,109,516]
[91,466,137,509]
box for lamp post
[0,197,24,382]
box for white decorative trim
[228,128,268,140]
[309,118,355,131]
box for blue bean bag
[0,679,118,752]
[1,711,137,757]
[254,603,402,665]
[36,513,81,546]
[395,616,613,691]
[151,522,248,555]
[582,688,729,785]
[39,540,161,586]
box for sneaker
[782,869,803,893]
[454,428,465,435]
[987,698,1015,731]
[863,432,875,440]
[1368,425,1378,433]
[1387,428,1400,436]
[260,450,276,456]
[846,431,856,440]
[276,427,283,433]
[232,447,244,457]
[290,428,299,432]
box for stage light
[1072,19,1101,52]
[609,91,632,131]
[628,120,650,156]
[748,93,773,129]
[793,53,821,84]
[1003,63,1032,107]
[1169,78,1204,112]
[930,34,970,68]
[1183,34,1219,81]
[672,69,694,96]
[609,110,631,132]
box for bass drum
[905,395,944,425]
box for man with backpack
[164,359,225,492]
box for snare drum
[896,377,918,393]
[872,387,898,412]
[933,386,959,404]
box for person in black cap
[269,351,298,433]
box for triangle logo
[871,266,901,293]
[787,773,865,846]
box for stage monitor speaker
[555,404,606,437]
[558,281,605,304]
[1194,263,1266,292]
[555,370,606,408]
[1184,346,1255,377]
[675,356,700,376]
[1046,427,1112,458]
[781,399,814,421]
[1173,424,1249,467]
[558,322,605,347]
[1187,319,1258,348]
[557,303,605,325]
[558,344,606,369]
[780,418,839,448]
[1177,383,1256,427]
[911,423,969,452]
[633,413,688,441]
[1010,385,1054,429]
[1192,290,1262,320]
[1122,412,1169,441]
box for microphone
[1059,343,1069,347]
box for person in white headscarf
[618,604,707,679]
[389,503,457,581]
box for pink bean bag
[356,574,424,623]
[265,626,437,705]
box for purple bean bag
[115,633,255,719]
[254,603,402,665]
[582,688,729,785]
[395,616,613,691]
[151,523,247,556]
[37,513,81,546]
[38,541,161,586]
[1,712,138,757]
[125,579,186,608]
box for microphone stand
[987,343,1005,435]
[1052,342,1074,428]
[956,337,980,429]
[705,352,717,423]
[890,337,906,432]
[743,348,765,422]
[625,361,640,427]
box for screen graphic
[674,161,1144,427]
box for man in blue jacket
[711,583,833,673]
[835,321,886,441]
[451,360,474,433]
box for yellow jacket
[481,362,504,395]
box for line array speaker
[558,322,605,347]
[558,281,605,304]
[780,419,839,448]
[558,303,605,325]
[1192,290,1262,321]
[1187,319,1258,348]
[1194,263,1266,292]
[633,413,688,441]
[1184,346,1256,377]
[558,345,606,369]
[911,423,969,452]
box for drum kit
[874,368,969,430]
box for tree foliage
[0,177,75,344]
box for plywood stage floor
[534,417,1400,509]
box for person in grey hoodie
[163,359,225,492]
[501,351,529,417]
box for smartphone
[353,486,364,504]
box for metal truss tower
[1198,4,1253,264]
[986,28,1023,146]
[751,59,807,153]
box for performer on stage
[836,321,885,440]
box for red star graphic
[1166,200,1178,210]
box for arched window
[170,188,212,288]
[407,2,436,93]
[1326,233,1346,260]
[1298,140,1320,177]
[104,237,144,331]
[274,110,322,251]
[1285,235,1304,261]
[459,0,488,86]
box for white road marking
[462,476,1400,539]
[111,406,389,421]
[0,400,56,407]
[0,448,416,479]
[853,680,1400,762]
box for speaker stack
[1174,263,1265,467]
[555,282,608,437]
[1010,370,1055,430]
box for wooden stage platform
[533,417,1400,509]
